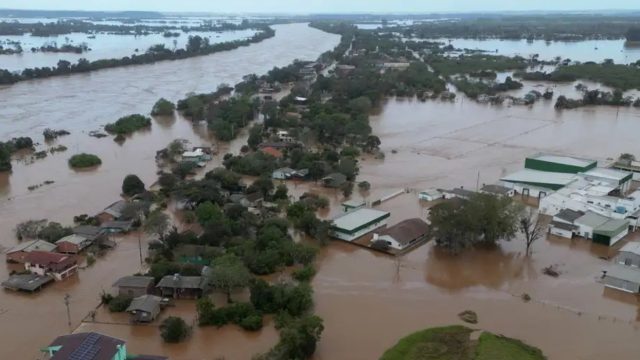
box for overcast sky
[2,0,639,13]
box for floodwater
[2,22,640,359]
[438,37,640,64]
[0,29,258,72]
[0,23,340,360]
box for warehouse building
[524,154,597,174]
[330,208,390,242]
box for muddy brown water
[2,25,640,359]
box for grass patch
[475,332,546,360]
[380,325,546,360]
[68,153,101,168]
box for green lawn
[380,326,546,360]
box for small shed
[480,184,515,197]
[418,189,443,202]
[615,242,640,268]
[126,295,163,323]
[113,276,155,297]
[603,264,640,293]
[341,199,366,212]
[97,200,128,223]
[549,221,577,239]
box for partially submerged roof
[575,211,610,228]
[56,234,89,246]
[73,225,104,238]
[376,218,429,245]
[100,220,134,231]
[501,169,577,190]
[113,276,155,288]
[332,208,390,232]
[156,275,206,289]
[550,221,578,231]
[619,242,640,256]
[444,188,476,198]
[342,199,366,208]
[1,273,53,292]
[101,200,127,218]
[47,332,124,360]
[554,209,585,223]
[126,295,162,313]
[582,168,632,184]
[481,184,512,195]
[25,251,75,266]
[594,219,629,236]
[605,264,640,284]
[5,239,56,254]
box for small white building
[418,189,443,201]
[272,167,295,180]
[372,218,428,251]
[276,130,295,143]
[330,208,390,242]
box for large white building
[330,208,390,242]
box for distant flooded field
[1,22,640,360]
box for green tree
[196,201,223,225]
[122,174,145,197]
[160,316,190,343]
[68,153,101,168]
[209,254,252,303]
[151,98,176,116]
[143,210,170,241]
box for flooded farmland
[1,22,640,360]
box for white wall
[332,219,388,242]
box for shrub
[160,316,190,343]
[240,314,264,331]
[68,153,102,168]
[292,265,316,282]
[151,98,176,116]
[108,295,133,312]
[122,174,145,197]
[104,114,151,134]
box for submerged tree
[209,254,252,303]
[519,208,545,256]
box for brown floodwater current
[2,24,640,359]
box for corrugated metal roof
[56,234,89,246]
[575,211,609,228]
[583,168,631,182]
[5,239,56,254]
[332,208,389,232]
[595,219,629,236]
[619,242,640,256]
[501,169,577,187]
[605,264,640,283]
[113,276,155,288]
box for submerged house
[322,173,347,188]
[418,189,443,202]
[96,200,128,223]
[24,251,78,281]
[603,242,640,293]
[41,332,167,360]
[126,295,163,323]
[372,218,429,251]
[55,234,93,254]
[1,273,54,293]
[5,239,57,263]
[113,276,155,297]
[156,274,207,299]
[549,209,584,239]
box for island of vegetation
[68,153,102,168]
[380,325,546,360]
[151,98,176,116]
[104,114,152,135]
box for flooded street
[0,23,339,359]
[1,21,640,359]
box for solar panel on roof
[68,333,101,360]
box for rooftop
[376,218,429,246]
[5,239,56,254]
[48,332,124,360]
[582,168,632,182]
[342,199,366,208]
[332,208,390,232]
[1,273,53,292]
[595,219,629,234]
[25,251,74,266]
[554,209,585,223]
[56,234,89,246]
[126,295,162,313]
[605,264,640,283]
[550,221,578,231]
[575,211,610,228]
[72,225,104,238]
[501,169,577,187]
[481,184,512,195]
[528,154,596,168]
[156,275,206,289]
[619,242,640,256]
[113,276,155,288]
[102,200,127,217]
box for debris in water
[458,310,478,324]
[543,265,560,277]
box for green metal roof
[594,219,629,237]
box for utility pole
[476,171,480,192]
[64,293,72,334]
